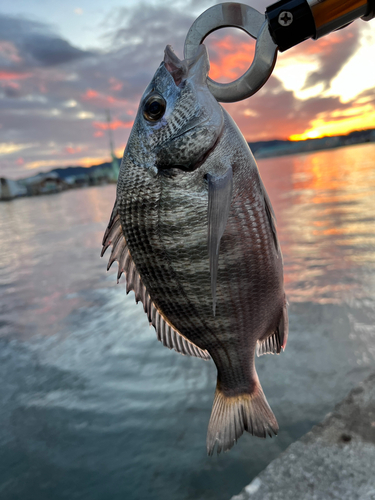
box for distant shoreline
[254,139,375,161]
[249,127,375,160]
[1,128,374,201]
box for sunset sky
[0,0,374,179]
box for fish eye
[143,93,166,122]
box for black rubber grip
[266,0,316,52]
[363,0,375,20]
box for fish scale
[121,170,212,350]
[103,44,288,454]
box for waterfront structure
[0,178,27,200]
[106,109,120,183]
[22,172,67,196]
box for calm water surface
[1,144,375,500]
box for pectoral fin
[207,167,233,316]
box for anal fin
[153,305,210,360]
[102,202,210,361]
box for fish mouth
[164,44,209,87]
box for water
[1,143,375,500]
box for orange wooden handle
[310,0,367,28]
[307,0,369,37]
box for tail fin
[206,380,278,455]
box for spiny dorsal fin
[101,203,210,361]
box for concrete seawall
[231,372,375,500]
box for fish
[101,44,288,455]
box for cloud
[300,23,362,90]
[23,35,92,66]
[93,119,133,130]
[224,75,350,141]
[0,3,373,180]
[3,85,22,98]
[0,5,198,178]
[0,14,93,69]
[0,71,32,80]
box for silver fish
[102,44,288,455]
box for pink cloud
[0,71,32,80]
[93,119,133,130]
[0,41,22,63]
[64,146,82,154]
[83,89,99,100]
[109,77,123,91]
[208,35,255,82]
[1,80,20,89]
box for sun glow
[290,108,375,141]
[24,155,112,171]
[0,142,34,155]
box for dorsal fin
[101,202,210,361]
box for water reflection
[259,143,375,304]
[0,144,375,500]
[0,187,117,339]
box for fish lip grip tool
[185,0,375,103]
[184,3,278,103]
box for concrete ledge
[231,372,375,500]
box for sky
[0,0,374,179]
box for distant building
[90,166,110,186]
[22,172,68,196]
[0,178,27,201]
[110,154,120,182]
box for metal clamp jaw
[184,0,374,104]
[184,3,278,103]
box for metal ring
[184,2,278,103]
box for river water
[1,143,375,500]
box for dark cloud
[102,3,196,94]
[3,86,22,98]
[22,35,93,66]
[0,14,93,69]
